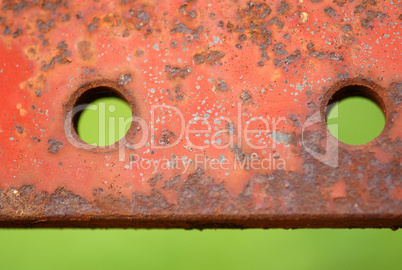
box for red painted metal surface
[0,0,401,228]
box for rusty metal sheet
[0,0,401,228]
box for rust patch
[277,1,290,16]
[47,137,63,154]
[118,74,132,85]
[241,91,252,104]
[159,128,176,146]
[193,50,224,65]
[165,65,191,80]
[77,40,94,61]
[41,41,71,71]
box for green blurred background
[1,96,399,270]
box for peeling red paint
[0,0,401,228]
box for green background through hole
[327,96,385,145]
[77,97,132,146]
[0,97,399,270]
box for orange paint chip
[392,188,402,201]
[330,179,347,199]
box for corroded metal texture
[0,0,401,228]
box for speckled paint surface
[0,0,401,228]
